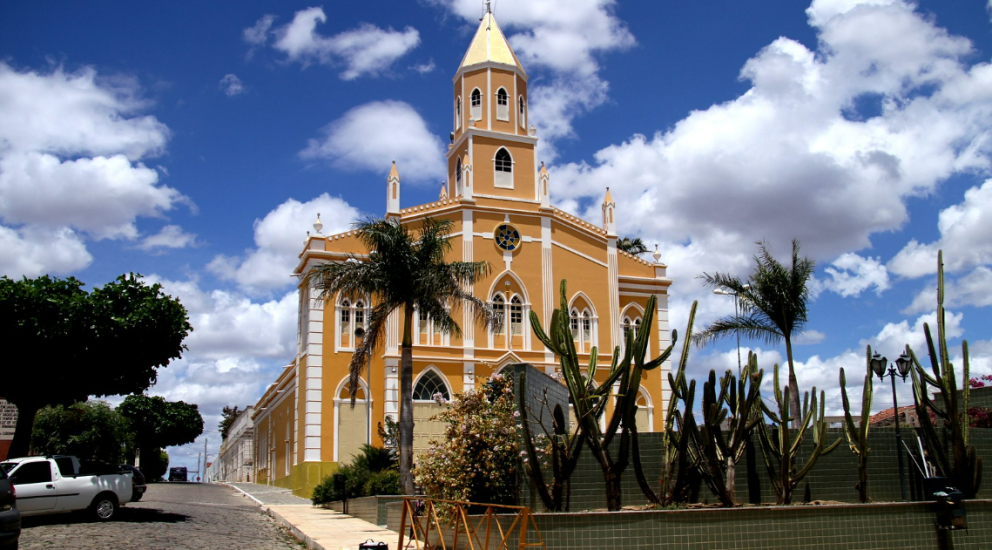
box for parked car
[0,456,132,521]
[168,467,187,482]
[118,465,146,502]
[0,466,19,549]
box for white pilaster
[541,216,554,363]
[607,238,621,352]
[303,286,324,462]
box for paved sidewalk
[225,482,399,550]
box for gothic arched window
[456,96,462,130]
[494,148,513,188]
[413,370,450,401]
[470,88,482,120]
[496,87,509,121]
[510,295,523,335]
[518,95,526,128]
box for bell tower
[446,6,538,204]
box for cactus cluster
[908,250,983,498]
[757,364,841,504]
[839,346,874,503]
[693,352,764,507]
[526,280,674,510]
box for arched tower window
[456,96,462,130]
[494,148,513,189]
[337,297,370,350]
[518,95,526,128]
[496,88,509,121]
[413,370,451,401]
[340,299,351,340]
[455,157,463,196]
[470,88,482,120]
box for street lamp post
[870,351,913,502]
[714,285,748,377]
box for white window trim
[518,95,526,128]
[493,147,514,189]
[470,88,482,121]
[496,87,509,121]
[456,96,462,130]
[336,296,370,352]
[412,365,453,403]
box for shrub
[414,373,519,505]
[311,444,398,505]
[366,469,400,495]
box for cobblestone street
[17,483,304,550]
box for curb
[221,483,325,550]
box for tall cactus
[907,250,983,498]
[839,346,874,503]
[529,280,674,511]
[757,363,841,504]
[693,351,764,507]
[517,368,586,511]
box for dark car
[119,465,146,502]
[168,467,187,482]
[0,465,20,549]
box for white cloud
[794,330,827,345]
[431,0,634,157]
[139,225,198,251]
[260,7,420,80]
[0,62,188,276]
[219,74,245,97]
[890,179,992,278]
[0,225,92,277]
[821,252,890,297]
[902,266,992,315]
[300,100,445,183]
[244,14,275,46]
[540,0,992,320]
[208,193,361,293]
[412,60,436,74]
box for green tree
[142,449,169,482]
[694,240,814,426]
[617,236,648,255]
[308,217,496,495]
[117,394,204,469]
[219,405,246,440]
[0,274,192,458]
[31,401,132,464]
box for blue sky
[3,0,992,471]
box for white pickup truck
[0,456,132,521]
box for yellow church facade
[253,12,673,497]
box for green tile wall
[385,500,992,550]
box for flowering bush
[415,374,519,505]
[969,374,992,388]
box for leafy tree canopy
[117,394,204,452]
[32,401,132,464]
[0,273,192,458]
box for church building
[252,10,673,497]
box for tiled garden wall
[548,428,991,510]
[384,501,992,550]
[323,495,407,526]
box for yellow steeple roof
[459,12,526,75]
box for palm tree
[308,217,496,494]
[617,236,648,255]
[693,240,815,427]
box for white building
[216,406,254,483]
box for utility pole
[203,438,208,483]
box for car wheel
[90,494,119,521]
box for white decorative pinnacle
[313,213,323,235]
[653,244,661,263]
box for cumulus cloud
[207,193,361,293]
[540,0,992,315]
[219,74,245,96]
[430,0,634,157]
[0,225,92,277]
[889,179,992,278]
[820,252,890,297]
[138,225,198,251]
[300,100,445,183]
[902,266,992,315]
[247,8,420,80]
[0,62,189,276]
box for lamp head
[895,352,912,378]
[354,327,366,340]
[870,352,887,379]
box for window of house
[470,88,482,120]
[510,296,523,335]
[582,311,592,344]
[494,148,513,188]
[413,370,450,401]
[491,294,505,334]
[419,308,429,336]
[340,299,351,343]
[354,301,365,331]
[518,95,525,128]
[456,96,462,130]
[570,309,580,340]
[496,88,509,121]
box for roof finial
[486,1,491,14]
